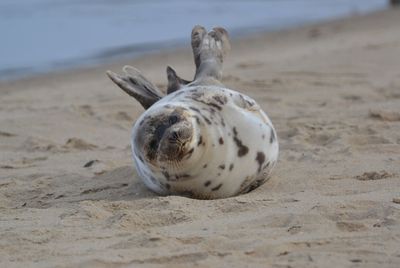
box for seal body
[107,25,279,199]
[131,85,278,199]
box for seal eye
[169,115,179,125]
[149,139,158,150]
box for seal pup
[107,26,279,199]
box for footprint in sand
[236,61,264,69]
[113,111,133,121]
[20,137,60,153]
[370,110,400,122]
[305,132,340,147]
[0,131,16,137]
[1,156,48,169]
[341,94,363,102]
[72,104,95,117]
[77,166,151,200]
[376,85,400,99]
[354,171,394,181]
[63,137,98,150]
[336,221,367,232]
[348,135,392,146]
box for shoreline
[0,7,390,85]
[1,8,400,268]
[0,1,388,82]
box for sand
[1,9,400,268]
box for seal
[106,26,279,199]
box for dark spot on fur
[204,181,211,187]
[233,127,238,136]
[211,183,223,191]
[201,114,212,125]
[212,95,228,105]
[139,120,144,126]
[189,106,201,113]
[270,128,276,144]
[262,134,265,139]
[191,94,223,111]
[220,118,225,127]
[191,91,204,99]
[219,137,224,145]
[203,164,208,168]
[165,183,171,190]
[186,148,194,157]
[208,102,222,111]
[229,164,234,171]
[217,173,221,176]
[197,136,203,146]
[219,164,225,170]
[232,127,249,157]
[174,174,191,180]
[162,171,170,180]
[138,155,143,162]
[256,151,266,173]
[245,99,254,106]
[194,115,201,124]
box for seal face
[135,106,194,164]
[107,25,279,199]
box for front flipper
[106,66,164,109]
[166,66,191,94]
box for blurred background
[0,0,389,81]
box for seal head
[133,105,201,171]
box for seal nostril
[171,130,179,140]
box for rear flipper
[168,26,231,88]
[106,66,164,109]
[192,26,230,83]
[166,66,191,94]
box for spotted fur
[109,26,278,199]
[130,85,279,199]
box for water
[0,0,388,81]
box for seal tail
[106,66,164,109]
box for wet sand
[1,9,400,268]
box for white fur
[131,86,279,199]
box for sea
[0,0,388,81]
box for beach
[1,8,400,268]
